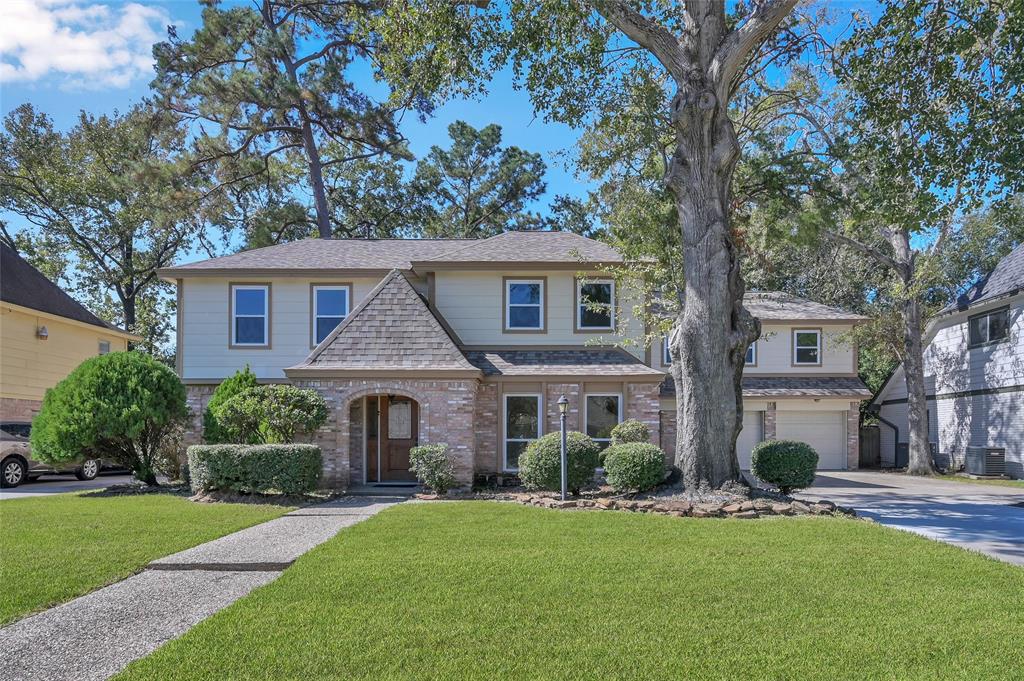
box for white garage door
[775,411,846,470]
[737,410,763,470]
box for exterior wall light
[37,325,48,340]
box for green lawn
[930,473,1024,489]
[0,492,289,625]
[118,502,1024,681]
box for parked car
[0,422,101,488]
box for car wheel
[2,457,26,488]
[75,459,100,481]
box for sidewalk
[0,496,403,681]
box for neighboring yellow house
[0,243,139,422]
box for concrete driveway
[797,471,1024,566]
[0,473,134,500]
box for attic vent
[965,447,1006,476]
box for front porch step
[346,484,420,497]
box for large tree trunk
[901,287,934,475]
[667,82,760,489]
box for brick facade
[0,397,42,422]
[847,401,860,470]
[544,383,581,434]
[474,383,500,474]
[183,385,217,449]
[764,402,777,440]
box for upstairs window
[231,284,269,347]
[505,279,545,331]
[792,329,821,365]
[745,341,757,366]
[312,285,350,345]
[968,307,1009,347]
[577,279,614,330]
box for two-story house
[872,243,1023,478]
[161,232,870,487]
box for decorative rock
[752,499,774,511]
[770,503,793,515]
[619,500,638,511]
[722,503,744,514]
[662,501,692,514]
[551,500,577,509]
[739,501,756,512]
[635,501,656,511]
[816,500,837,511]
[732,510,759,519]
[811,504,833,515]
[594,498,616,510]
[577,499,594,508]
[791,501,811,514]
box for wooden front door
[370,396,418,482]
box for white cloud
[0,0,172,89]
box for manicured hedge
[750,440,818,494]
[518,431,599,495]
[610,419,651,446]
[188,444,322,495]
[603,442,666,492]
[409,443,456,495]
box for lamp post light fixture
[557,394,569,501]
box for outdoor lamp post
[557,395,569,501]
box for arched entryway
[363,394,420,483]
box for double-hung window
[231,284,269,347]
[792,329,821,365]
[504,394,541,470]
[663,337,672,366]
[577,279,614,330]
[505,279,544,331]
[586,394,621,451]
[968,307,1009,347]
[745,340,757,366]
[312,285,350,345]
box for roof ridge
[419,231,507,262]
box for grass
[930,473,1024,489]
[118,502,1024,681]
[0,492,290,625]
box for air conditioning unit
[965,447,1006,476]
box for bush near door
[518,431,599,494]
[409,443,456,495]
[188,444,322,495]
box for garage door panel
[737,410,763,470]
[775,411,846,470]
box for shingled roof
[944,241,1024,313]
[1,243,131,335]
[412,231,626,265]
[744,292,868,322]
[465,348,665,379]
[660,375,872,398]
[287,269,479,375]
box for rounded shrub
[518,431,599,494]
[204,365,258,443]
[188,444,322,495]
[610,419,650,446]
[30,351,187,485]
[750,440,818,494]
[216,384,328,444]
[603,442,666,492]
[409,443,456,495]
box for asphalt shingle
[465,348,665,378]
[660,375,872,398]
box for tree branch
[591,1,683,78]
[711,0,799,99]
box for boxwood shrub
[610,419,650,446]
[750,440,818,494]
[188,444,322,495]
[518,431,599,495]
[603,442,666,492]
[409,443,456,495]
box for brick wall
[183,385,217,447]
[349,398,364,484]
[764,402,777,440]
[0,397,42,422]
[474,383,499,474]
[545,383,581,434]
[625,383,661,445]
[847,402,860,470]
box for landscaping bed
[116,502,1024,680]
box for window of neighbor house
[577,280,614,330]
[664,337,672,365]
[793,329,821,365]
[231,284,269,346]
[586,394,621,450]
[745,341,757,365]
[506,280,544,330]
[312,285,350,344]
[98,340,110,355]
[968,307,1009,347]
[504,394,541,470]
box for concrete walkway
[796,471,1024,566]
[0,496,402,681]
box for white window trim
[312,284,351,345]
[745,340,757,366]
[663,337,672,366]
[577,279,615,330]
[792,329,821,365]
[503,393,542,472]
[968,306,1009,347]
[231,284,269,347]
[505,279,545,330]
[585,393,622,448]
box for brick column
[625,382,661,445]
[545,383,581,434]
[764,401,777,440]
[847,402,860,470]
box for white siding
[180,276,397,380]
[737,410,764,469]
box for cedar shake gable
[289,270,479,374]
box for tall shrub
[203,365,258,443]
[409,443,456,495]
[216,385,328,444]
[518,431,599,495]
[30,352,187,484]
[610,419,650,446]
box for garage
[775,410,847,469]
[736,410,764,470]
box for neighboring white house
[872,243,1024,479]
[161,232,871,488]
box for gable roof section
[1,243,131,335]
[412,231,626,267]
[744,292,868,323]
[944,242,1024,313]
[287,269,479,376]
[159,238,470,277]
